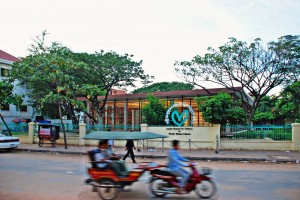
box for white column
[124,100,128,131]
[292,123,300,151]
[132,109,135,130]
[111,106,115,129]
[28,122,35,144]
[79,123,86,146]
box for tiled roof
[0,50,19,62]
[77,87,244,101]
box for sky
[1,0,300,92]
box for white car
[0,132,20,150]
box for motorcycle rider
[168,139,190,195]
[94,139,128,176]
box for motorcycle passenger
[168,139,190,195]
[94,139,128,176]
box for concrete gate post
[79,123,86,146]
[28,122,35,144]
[292,123,300,151]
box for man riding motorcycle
[168,139,190,194]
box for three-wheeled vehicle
[83,131,166,200]
[37,123,60,147]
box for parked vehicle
[37,123,60,147]
[0,132,20,150]
[149,162,217,198]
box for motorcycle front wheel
[97,179,119,200]
[195,179,217,198]
[149,177,169,198]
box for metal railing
[0,122,28,135]
[86,124,141,132]
[221,124,292,140]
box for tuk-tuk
[37,123,60,147]
[83,131,167,200]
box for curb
[15,148,298,163]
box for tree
[132,81,194,94]
[70,51,152,125]
[11,32,86,148]
[11,31,152,130]
[269,35,300,84]
[276,81,300,122]
[175,35,300,124]
[252,96,277,124]
[141,94,167,125]
[0,80,23,135]
[195,92,246,126]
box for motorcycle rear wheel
[195,179,217,198]
[97,179,119,200]
[149,177,169,198]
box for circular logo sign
[165,102,195,126]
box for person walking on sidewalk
[107,129,114,150]
[123,139,137,164]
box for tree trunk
[58,102,67,149]
[0,114,12,136]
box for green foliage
[252,96,277,123]
[10,31,151,124]
[132,82,194,94]
[269,35,300,84]
[175,35,300,123]
[276,81,300,122]
[0,80,23,110]
[141,94,167,125]
[195,92,246,125]
[11,35,86,120]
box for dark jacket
[125,140,135,149]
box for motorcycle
[149,162,217,198]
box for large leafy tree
[11,32,86,148]
[132,81,194,94]
[175,35,300,124]
[11,31,151,129]
[70,51,151,125]
[195,92,246,125]
[141,94,167,125]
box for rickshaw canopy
[82,131,167,140]
[37,123,61,127]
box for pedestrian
[107,128,114,150]
[123,139,137,164]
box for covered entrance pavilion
[80,87,252,131]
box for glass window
[1,104,10,111]
[20,105,27,112]
[1,68,10,77]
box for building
[0,50,33,124]
[79,87,253,130]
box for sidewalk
[16,143,300,163]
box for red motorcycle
[149,162,217,198]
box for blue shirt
[108,139,114,146]
[168,148,189,171]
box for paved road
[0,151,300,200]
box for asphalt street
[1,151,300,200]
